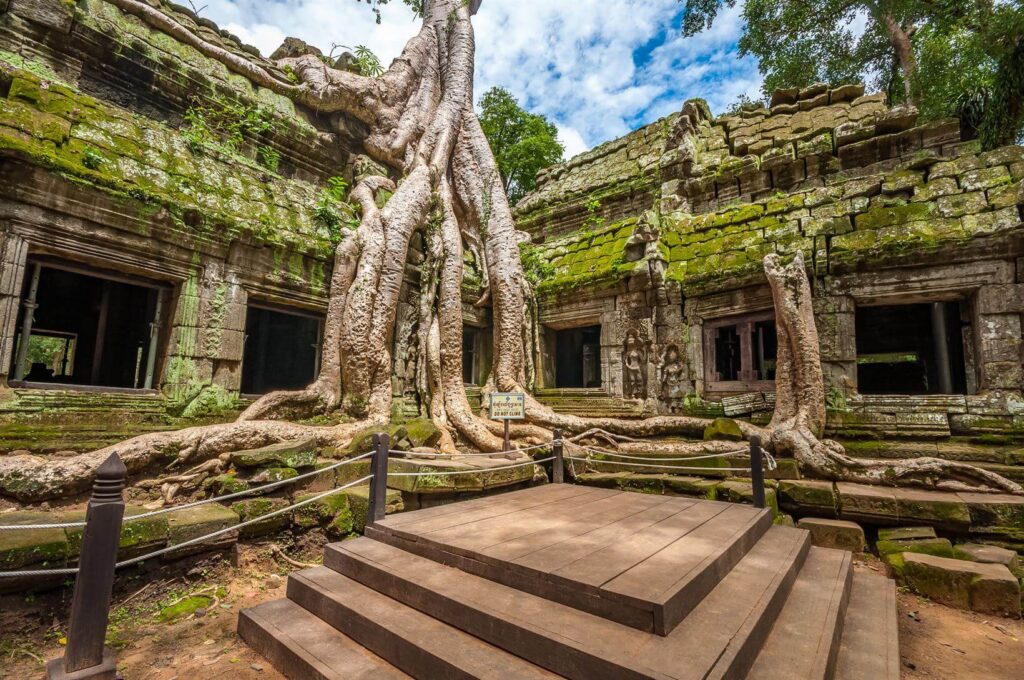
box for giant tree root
[762,252,1023,496]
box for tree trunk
[882,12,918,104]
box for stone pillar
[160,260,246,405]
[813,294,857,395]
[975,285,1024,391]
[0,231,28,386]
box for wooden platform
[240,484,900,679]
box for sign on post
[489,392,526,420]
[489,392,525,458]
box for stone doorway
[552,325,602,388]
[240,305,322,395]
[855,302,969,395]
[8,261,165,390]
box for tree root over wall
[0,1,1019,501]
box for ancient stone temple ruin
[517,85,1024,448]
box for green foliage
[312,176,354,241]
[478,87,564,206]
[680,0,1024,147]
[518,242,555,285]
[182,97,275,156]
[257,145,280,173]
[339,44,386,77]
[583,198,605,231]
[81,146,105,169]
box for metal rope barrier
[0,475,373,579]
[572,445,750,462]
[0,450,375,531]
[565,456,752,473]
[386,457,553,477]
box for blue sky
[202,0,763,158]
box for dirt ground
[1,543,1022,679]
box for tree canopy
[681,0,1024,148]
[478,87,565,205]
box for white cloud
[557,125,589,160]
[203,0,762,152]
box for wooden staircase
[239,485,899,679]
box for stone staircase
[240,485,899,679]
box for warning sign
[489,392,526,420]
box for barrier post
[750,436,767,510]
[552,429,565,484]
[47,453,126,680]
[368,433,390,525]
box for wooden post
[367,433,390,525]
[552,429,564,484]
[47,454,126,680]
[750,436,767,510]
[503,419,516,460]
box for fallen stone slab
[837,483,897,524]
[958,543,1020,571]
[777,479,837,516]
[877,536,956,559]
[230,438,318,469]
[0,511,68,570]
[877,526,936,542]
[231,498,291,539]
[293,491,356,538]
[899,552,1021,618]
[956,493,1024,527]
[165,503,240,559]
[892,488,970,529]
[797,518,865,552]
[61,506,169,561]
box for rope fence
[1,427,775,677]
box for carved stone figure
[659,344,688,399]
[623,329,647,399]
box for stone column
[975,285,1024,391]
[813,294,857,395]
[0,231,28,386]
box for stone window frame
[239,301,325,398]
[703,310,777,394]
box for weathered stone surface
[878,526,936,542]
[778,479,837,516]
[61,506,169,560]
[230,498,291,538]
[877,536,955,559]
[958,543,1020,571]
[957,492,1024,527]
[343,485,404,533]
[0,511,68,569]
[797,518,865,552]
[165,504,239,557]
[892,488,971,529]
[230,439,318,469]
[837,483,897,523]
[899,553,1021,617]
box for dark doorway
[554,325,601,388]
[10,263,163,389]
[856,302,967,394]
[463,328,480,385]
[241,306,321,395]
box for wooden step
[238,598,409,679]
[287,566,560,679]
[366,484,772,634]
[747,547,853,679]
[325,526,810,680]
[835,572,900,680]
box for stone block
[230,497,291,538]
[292,491,354,537]
[716,479,778,516]
[957,493,1024,527]
[165,503,239,558]
[0,511,68,570]
[343,485,404,532]
[892,488,971,529]
[958,543,1019,571]
[797,518,865,552]
[878,526,936,542]
[778,479,838,516]
[877,536,955,559]
[230,438,318,469]
[900,553,1020,617]
[61,507,169,560]
[837,483,897,523]
[662,476,720,499]
[977,285,1024,314]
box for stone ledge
[899,552,1021,618]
